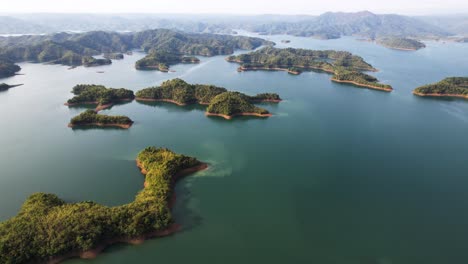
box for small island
[206,92,271,119]
[69,109,134,129]
[136,78,281,119]
[135,51,200,72]
[227,47,392,91]
[0,147,207,263]
[281,40,291,43]
[376,37,426,51]
[82,56,112,67]
[413,77,468,99]
[65,84,135,111]
[103,53,124,60]
[0,59,21,78]
[0,83,23,91]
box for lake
[1,33,468,264]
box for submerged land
[0,147,207,263]
[65,84,135,111]
[68,109,134,129]
[135,78,281,119]
[227,47,393,91]
[413,77,468,99]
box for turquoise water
[1,34,468,264]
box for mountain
[0,16,52,34]
[250,11,451,39]
[419,15,468,35]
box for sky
[2,0,468,15]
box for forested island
[135,51,200,72]
[0,147,207,263]
[228,47,393,91]
[0,83,22,91]
[136,78,281,119]
[0,59,21,78]
[65,84,135,111]
[0,29,271,71]
[413,77,468,99]
[376,37,426,50]
[68,110,134,129]
[103,53,124,60]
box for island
[103,53,124,60]
[136,78,281,119]
[376,37,426,51]
[0,59,21,78]
[227,47,393,91]
[65,84,135,111]
[331,68,393,91]
[0,83,22,91]
[206,92,271,119]
[281,40,291,43]
[0,147,207,263]
[413,77,468,99]
[68,109,134,129]
[135,51,200,72]
[0,29,272,70]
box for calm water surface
[1,33,468,264]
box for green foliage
[0,59,21,78]
[0,29,271,68]
[0,147,201,263]
[103,53,124,60]
[228,47,375,72]
[414,77,468,95]
[377,37,426,50]
[67,84,134,105]
[332,68,392,89]
[206,92,269,116]
[70,110,133,126]
[136,78,227,104]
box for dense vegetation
[376,37,426,50]
[332,68,393,90]
[135,51,199,72]
[228,47,393,90]
[0,59,21,78]
[69,110,133,127]
[136,79,280,118]
[0,29,271,69]
[136,78,227,104]
[103,53,124,60]
[82,56,112,67]
[206,92,269,116]
[0,83,12,91]
[414,77,468,96]
[228,47,376,73]
[0,147,201,263]
[67,84,134,106]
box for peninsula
[227,47,392,91]
[0,59,21,78]
[136,78,281,119]
[0,147,207,263]
[68,109,134,129]
[376,37,426,51]
[413,77,468,99]
[65,84,135,111]
[0,83,23,91]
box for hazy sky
[2,0,468,15]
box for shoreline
[236,65,336,75]
[205,112,273,120]
[47,161,208,264]
[330,78,393,92]
[251,99,282,103]
[412,91,468,99]
[68,122,133,129]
